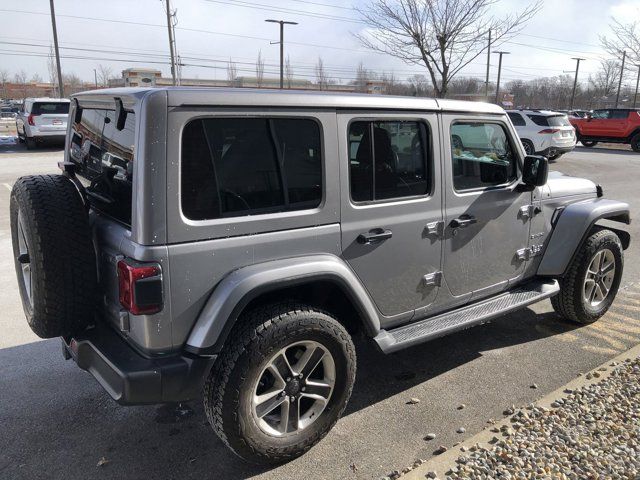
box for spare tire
[10,175,97,338]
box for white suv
[16,98,70,149]
[506,110,576,160]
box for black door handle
[357,228,393,245]
[450,215,477,229]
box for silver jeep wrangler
[10,88,630,464]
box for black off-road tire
[551,229,623,324]
[10,175,97,338]
[630,133,640,152]
[203,302,356,465]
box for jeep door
[442,115,532,300]
[338,113,443,327]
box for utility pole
[634,64,640,109]
[569,57,585,110]
[49,0,64,98]
[485,29,491,100]
[615,50,626,108]
[94,68,98,89]
[265,19,298,89]
[494,51,509,105]
[164,0,177,86]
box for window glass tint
[181,118,322,220]
[545,115,571,126]
[591,110,609,119]
[32,102,69,114]
[349,121,429,202]
[69,109,135,225]
[450,122,517,191]
[507,112,526,126]
[610,110,629,119]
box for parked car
[570,108,640,151]
[506,109,576,160]
[15,98,70,149]
[10,88,630,464]
[0,107,17,119]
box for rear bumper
[63,323,216,405]
[538,145,575,157]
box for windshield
[32,102,70,115]
[527,114,571,127]
[69,108,135,226]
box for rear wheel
[630,133,640,152]
[552,229,623,324]
[581,139,598,148]
[521,139,535,155]
[25,136,36,150]
[204,302,356,465]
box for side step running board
[374,279,560,353]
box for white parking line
[3,183,12,191]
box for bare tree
[355,62,371,92]
[315,57,329,90]
[256,50,265,87]
[590,59,621,98]
[0,69,9,99]
[30,73,43,83]
[63,73,83,95]
[285,55,294,88]
[227,58,238,86]
[96,64,114,87]
[47,45,59,97]
[14,70,28,99]
[355,0,541,98]
[601,19,640,65]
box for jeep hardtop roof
[71,87,505,114]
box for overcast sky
[1,0,639,87]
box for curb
[402,342,640,480]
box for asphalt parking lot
[0,140,639,480]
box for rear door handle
[357,228,393,245]
[450,215,477,229]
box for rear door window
[181,117,322,220]
[32,102,70,115]
[610,110,629,119]
[69,109,136,226]
[507,112,526,126]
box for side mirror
[522,155,548,187]
[586,113,592,121]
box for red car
[570,108,640,152]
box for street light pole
[265,19,298,89]
[615,50,626,108]
[49,0,64,98]
[569,57,585,110]
[494,51,509,105]
[165,0,177,86]
[633,64,640,109]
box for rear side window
[349,121,429,202]
[610,110,629,119]
[450,122,517,191]
[527,114,571,127]
[69,109,135,226]
[32,102,69,115]
[181,117,322,220]
[507,112,526,126]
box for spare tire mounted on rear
[10,174,98,338]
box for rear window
[32,102,69,115]
[181,117,322,220]
[69,108,135,226]
[527,114,571,127]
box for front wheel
[630,133,640,152]
[552,229,623,324]
[581,140,598,148]
[204,302,356,465]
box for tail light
[538,128,560,134]
[27,113,37,126]
[117,259,163,315]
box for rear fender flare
[184,255,381,355]
[537,198,630,277]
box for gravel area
[439,357,640,480]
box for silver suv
[16,97,70,149]
[10,88,630,464]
